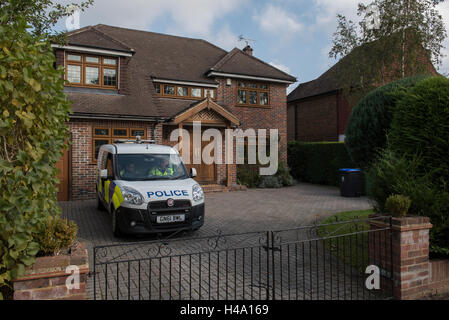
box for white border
[51,44,133,57]
[152,78,219,88]
[207,71,295,84]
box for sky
[54,0,449,94]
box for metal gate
[92,216,394,300]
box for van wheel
[112,207,122,237]
[96,193,105,211]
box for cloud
[312,0,360,33]
[205,25,243,51]
[58,0,244,38]
[269,61,291,74]
[253,5,303,36]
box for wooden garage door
[56,148,69,201]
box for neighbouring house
[52,24,296,201]
[287,43,438,142]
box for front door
[185,130,216,184]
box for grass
[318,209,374,273]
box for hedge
[345,75,430,169]
[287,141,357,187]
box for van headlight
[122,186,144,205]
[192,184,204,202]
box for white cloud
[59,0,244,38]
[269,61,291,74]
[205,25,243,51]
[253,5,303,35]
[312,0,360,33]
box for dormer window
[65,52,118,89]
[155,82,217,101]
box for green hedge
[288,141,357,186]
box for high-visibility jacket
[150,167,174,176]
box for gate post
[369,216,432,300]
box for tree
[0,0,92,299]
[0,0,93,42]
[329,0,446,100]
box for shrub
[238,162,295,189]
[388,76,449,188]
[237,164,261,188]
[34,216,78,256]
[288,141,356,186]
[385,195,411,217]
[345,75,430,169]
[0,18,71,297]
[366,150,449,257]
[258,176,283,189]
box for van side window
[106,153,114,178]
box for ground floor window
[92,126,147,161]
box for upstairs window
[154,83,216,101]
[237,82,270,107]
[65,53,118,89]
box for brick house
[287,44,438,142]
[52,24,296,201]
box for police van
[96,137,205,237]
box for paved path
[60,183,374,300]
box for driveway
[60,183,373,247]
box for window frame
[236,81,270,108]
[155,83,217,101]
[65,52,118,90]
[92,126,147,163]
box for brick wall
[69,119,156,200]
[369,216,449,299]
[13,242,89,300]
[291,92,339,142]
[216,78,288,165]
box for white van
[96,138,205,237]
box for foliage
[388,77,449,186]
[345,75,430,169]
[238,163,296,189]
[258,175,283,189]
[0,17,71,298]
[34,216,77,256]
[237,164,261,188]
[385,194,411,217]
[0,0,93,43]
[329,0,446,99]
[288,141,356,187]
[366,150,449,256]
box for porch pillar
[178,123,183,157]
[226,123,231,188]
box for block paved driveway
[60,183,374,300]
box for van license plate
[157,214,185,224]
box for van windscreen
[117,154,189,181]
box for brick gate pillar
[369,216,433,300]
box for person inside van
[150,158,174,177]
[120,162,137,179]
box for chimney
[243,45,253,56]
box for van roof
[101,143,179,155]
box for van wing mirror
[100,169,108,179]
[190,168,197,178]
